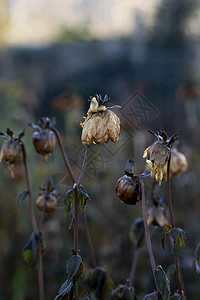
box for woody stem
[52,128,96,264]
[167,153,184,296]
[21,143,45,300]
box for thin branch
[38,197,47,233]
[73,187,79,253]
[21,143,38,234]
[50,126,76,183]
[21,142,45,300]
[129,247,139,287]
[167,153,184,295]
[82,211,97,268]
[138,177,156,280]
[77,146,89,188]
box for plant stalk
[129,247,139,287]
[139,177,156,280]
[82,211,97,268]
[21,143,45,300]
[53,129,96,263]
[50,126,76,183]
[138,176,163,300]
[167,153,184,296]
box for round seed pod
[33,130,56,157]
[0,139,22,165]
[36,194,57,213]
[115,175,141,205]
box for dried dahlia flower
[147,199,169,227]
[36,179,58,213]
[29,117,56,160]
[143,128,177,185]
[81,94,120,146]
[147,148,188,180]
[0,128,24,177]
[115,158,151,205]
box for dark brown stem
[50,126,76,183]
[21,143,38,234]
[53,128,96,265]
[38,249,45,300]
[21,143,45,300]
[73,186,79,253]
[167,153,184,295]
[138,176,162,300]
[139,177,156,281]
[77,146,89,188]
[38,197,47,233]
[129,247,139,287]
[167,154,175,228]
[82,211,97,268]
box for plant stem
[21,143,38,234]
[53,129,96,262]
[129,247,139,287]
[167,153,183,295]
[138,176,162,300]
[50,126,76,183]
[21,143,45,300]
[138,177,156,281]
[82,211,97,268]
[77,146,89,189]
[73,186,79,253]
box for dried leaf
[170,228,186,255]
[155,265,170,300]
[129,218,144,248]
[161,225,172,249]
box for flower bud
[29,117,56,160]
[36,194,57,213]
[36,178,58,213]
[0,139,22,166]
[116,175,141,205]
[0,128,24,176]
[81,95,120,146]
[33,130,56,157]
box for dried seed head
[116,175,141,205]
[81,95,120,146]
[29,117,56,159]
[0,140,22,166]
[147,202,169,227]
[36,194,57,213]
[36,178,58,213]
[143,128,177,185]
[0,128,24,177]
[162,148,188,179]
[33,130,56,159]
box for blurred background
[0,0,200,299]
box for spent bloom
[29,117,56,160]
[36,178,59,213]
[0,128,24,177]
[147,198,169,227]
[81,94,120,146]
[143,128,177,185]
[115,158,151,205]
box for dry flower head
[81,94,120,146]
[143,128,177,185]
